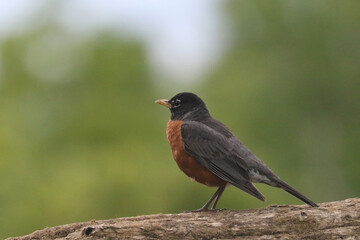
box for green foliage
[205,0,360,204]
[0,1,359,238]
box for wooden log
[7,198,360,240]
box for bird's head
[155,92,210,120]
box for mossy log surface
[7,198,360,240]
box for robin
[156,92,318,211]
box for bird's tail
[273,177,318,207]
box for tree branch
[7,198,360,240]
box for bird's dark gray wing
[181,121,265,201]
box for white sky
[0,0,228,83]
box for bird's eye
[171,99,181,108]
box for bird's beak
[155,99,171,108]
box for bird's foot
[212,207,227,211]
[182,208,208,213]
[182,207,226,213]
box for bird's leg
[188,186,225,212]
[211,185,226,210]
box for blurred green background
[0,1,359,238]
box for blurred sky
[0,0,228,83]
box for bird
[155,92,318,211]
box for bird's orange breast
[166,120,226,187]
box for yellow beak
[155,99,171,108]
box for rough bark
[7,198,360,240]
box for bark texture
[7,198,360,240]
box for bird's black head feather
[168,92,210,120]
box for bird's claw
[182,207,226,213]
[212,207,227,211]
